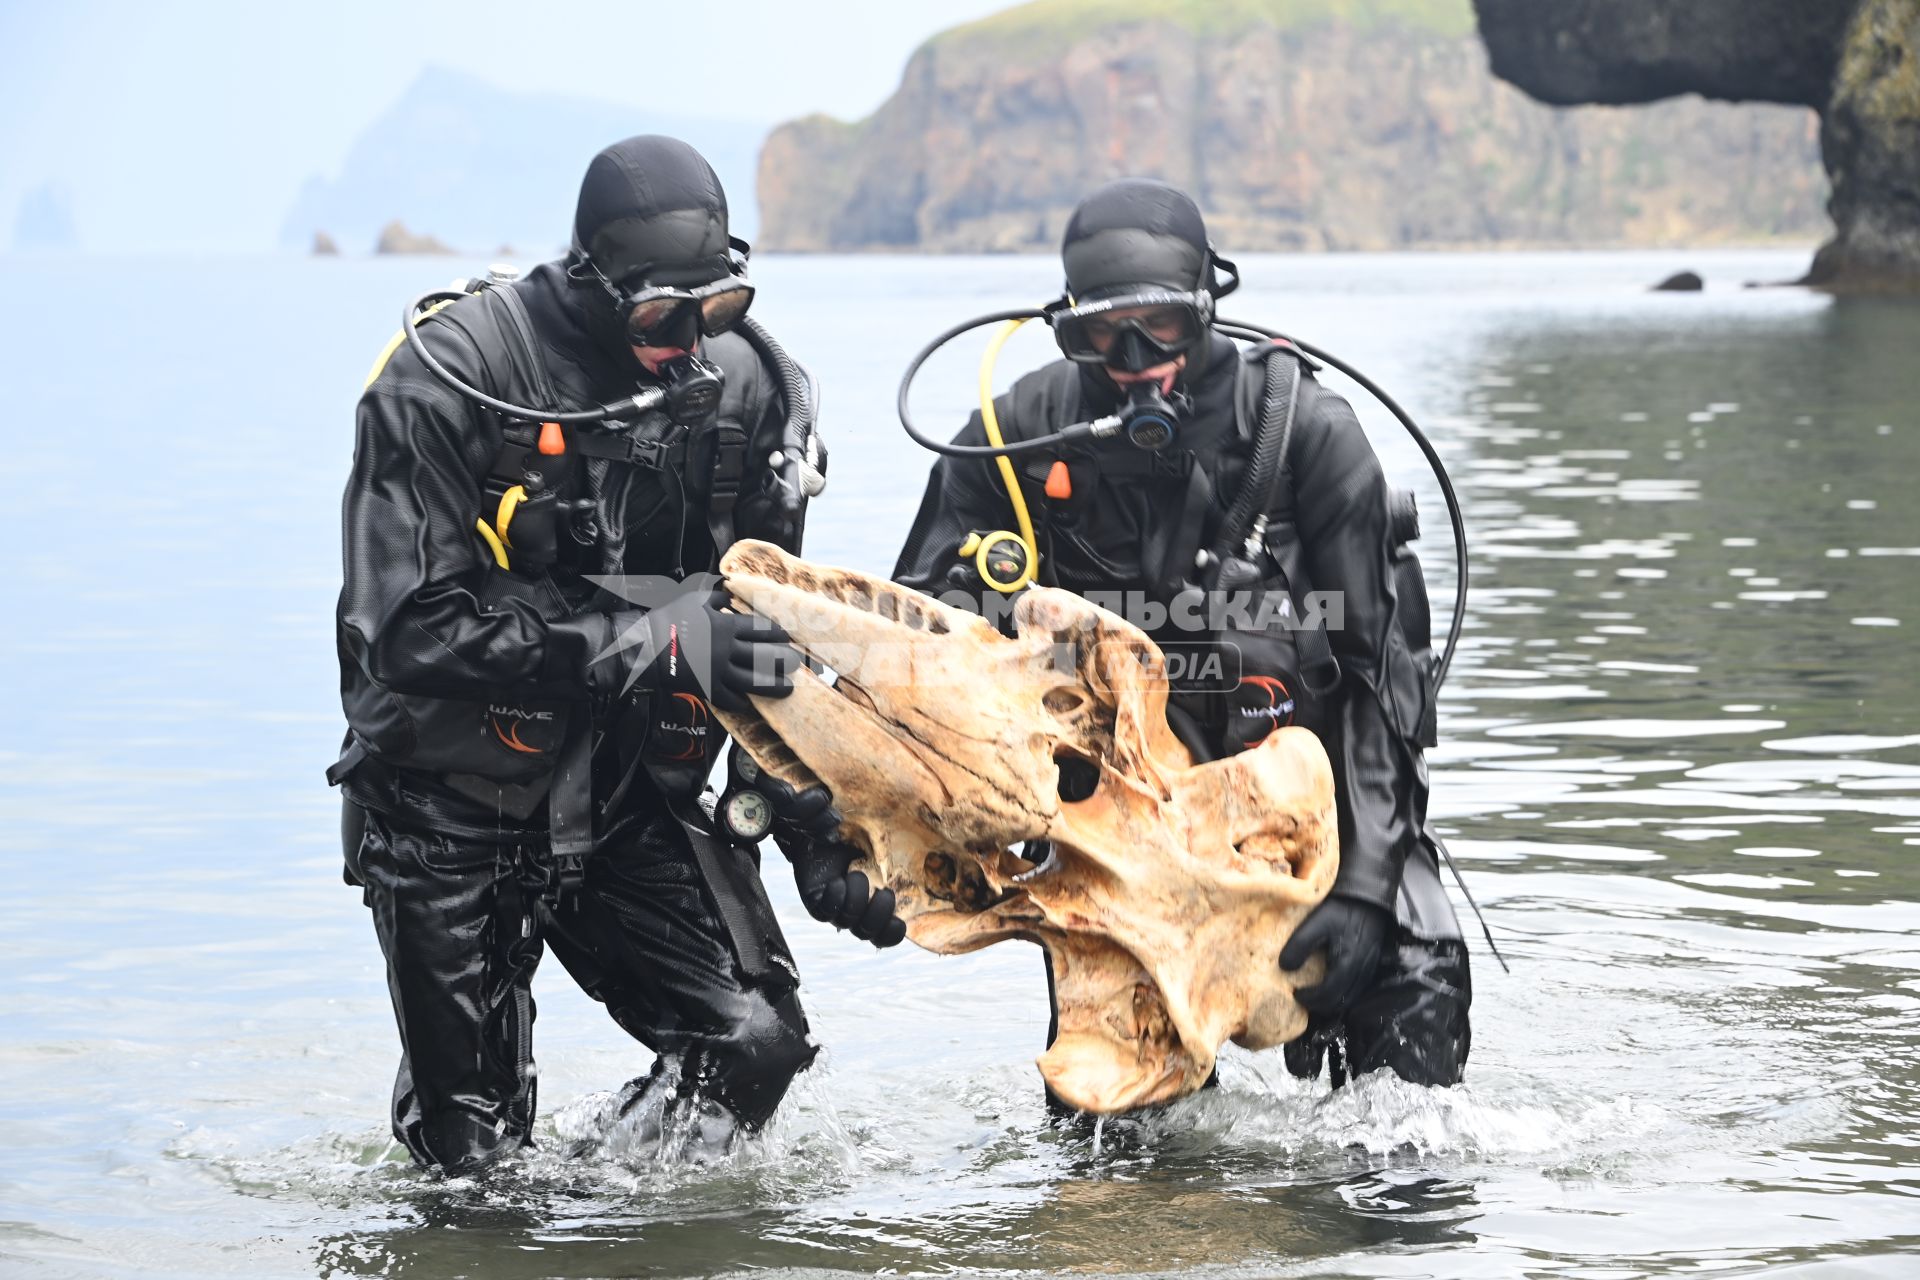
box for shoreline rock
[374,220,454,255]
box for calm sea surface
[1,249,1916,1278]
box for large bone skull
[714,541,1338,1114]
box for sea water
[1,248,1916,1277]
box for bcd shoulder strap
[1240,347,1342,697]
[471,285,598,882]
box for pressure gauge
[721,788,774,844]
[729,742,762,788]
[958,529,1032,594]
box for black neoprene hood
[1061,178,1211,301]
[573,135,734,288]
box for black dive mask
[570,252,754,356]
[1048,288,1211,374]
[619,276,754,347]
[1118,381,1191,450]
[654,353,725,426]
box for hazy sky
[0,0,1013,253]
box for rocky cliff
[1476,0,1920,289]
[757,0,1827,254]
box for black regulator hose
[1211,350,1298,571]
[1218,319,1469,692]
[738,315,825,545]
[738,315,816,456]
[896,309,1115,457]
[401,289,672,424]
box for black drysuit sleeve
[337,320,610,703]
[1287,380,1430,913]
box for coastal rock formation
[1476,0,1920,289]
[373,220,453,256]
[758,0,1826,254]
[713,541,1339,1114]
[1651,270,1704,292]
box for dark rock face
[1474,0,1854,107]
[1473,0,1920,289]
[1652,270,1704,291]
[1810,0,1920,288]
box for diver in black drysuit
[893,179,1471,1092]
[331,136,893,1173]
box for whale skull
[713,540,1338,1114]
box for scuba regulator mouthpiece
[654,353,725,426]
[1119,382,1188,451]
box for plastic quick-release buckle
[543,712,594,905]
[546,851,587,904]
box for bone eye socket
[1043,687,1092,716]
[1054,750,1100,803]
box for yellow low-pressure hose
[978,319,1039,590]
[364,298,454,390]
[474,520,510,570]
[495,484,527,547]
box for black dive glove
[1279,895,1394,1015]
[595,584,803,714]
[763,778,907,949]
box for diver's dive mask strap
[1206,246,1240,300]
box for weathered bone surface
[713,540,1338,1114]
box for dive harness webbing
[476,284,749,902]
[1235,342,1342,700]
[487,284,596,899]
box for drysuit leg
[346,802,544,1172]
[540,808,816,1132]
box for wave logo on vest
[1235,675,1296,737]
[489,703,556,755]
[652,692,712,763]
